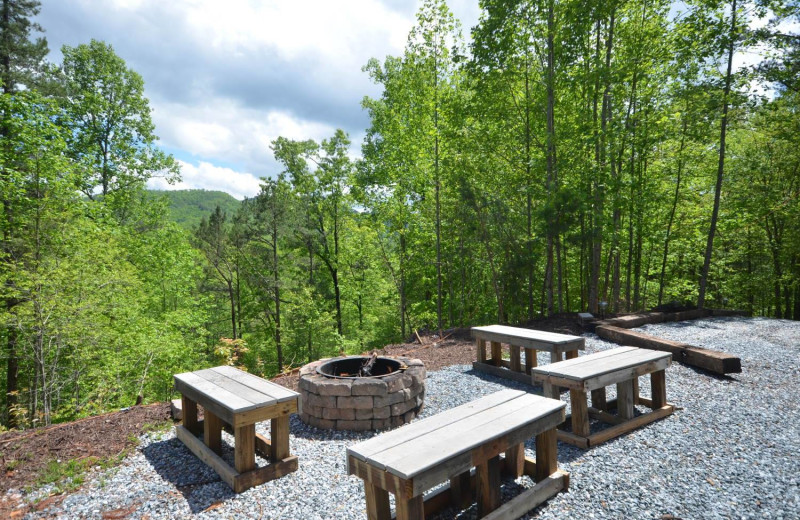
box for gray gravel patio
[17,316,800,519]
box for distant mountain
[149,189,242,229]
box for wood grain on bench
[348,390,569,519]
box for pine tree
[0,0,48,94]
[1,0,48,427]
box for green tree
[196,206,240,340]
[0,0,49,428]
[240,175,295,373]
[61,40,178,201]
[273,130,354,337]
[0,0,48,94]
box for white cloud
[148,160,262,200]
[151,99,339,178]
[39,0,482,198]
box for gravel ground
[14,317,800,519]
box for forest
[1,0,798,430]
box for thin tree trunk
[765,216,783,317]
[272,223,282,372]
[699,0,737,309]
[589,19,602,314]
[563,239,570,312]
[227,280,237,340]
[793,253,800,320]
[400,233,407,338]
[544,0,557,317]
[525,63,535,321]
[658,117,688,305]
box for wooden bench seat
[471,325,585,384]
[347,389,569,519]
[530,347,674,448]
[174,366,300,492]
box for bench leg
[204,410,222,453]
[395,495,424,520]
[565,349,579,360]
[449,470,472,509]
[476,338,486,363]
[542,382,560,400]
[504,443,525,478]
[524,348,537,374]
[535,428,558,483]
[510,344,522,372]
[490,341,502,366]
[550,351,562,364]
[234,424,256,473]
[477,455,501,516]
[181,396,200,434]
[617,380,635,421]
[270,415,290,460]
[364,484,391,520]
[591,388,608,411]
[570,389,590,437]
[632,376,640,405]
[651,370,667,408]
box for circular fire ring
[298,356,425,431]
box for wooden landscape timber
[595,325,741,375]
[592,308,749,330]
[587,308,745,376]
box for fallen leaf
[101,502,140,519]
[34,495,64,512]
[202,501,225,512]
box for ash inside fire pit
[316,356,402,378]
[298,355,425,431]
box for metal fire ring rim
[315,355,407,380]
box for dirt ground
[0,402,172,517]
[0,315,587,516]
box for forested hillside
[1,0,798,431]
[150,190,241,230]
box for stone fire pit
[298,356,425,431]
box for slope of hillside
[149,189,242,229]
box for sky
[35,0,481,200]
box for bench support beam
[477,455,501,516]
[365,484,391,520]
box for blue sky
[35,0,481,199]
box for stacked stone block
[298,357,426,431]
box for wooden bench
[174,365,300,492]
[347,389,569,520]
[530,347,674,448]
[471,325,585,384]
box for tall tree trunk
[793,254,800,320]
[544,0,557,316]
[589,20,602,314]
[236,265,242,341]
[1,0,17,427]
[699,0,737,309]
[433,36,443,337]
[525,64,534,321]
[400,233,407,338]
[272,225,282,372]
[765,216,783,318]
[658,117,688,306]
[227,280,237,340]
[563,239,570,312]
[333,205,343,336]
[307,241,313,362]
